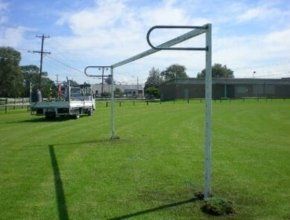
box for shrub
[201,197,234,216]
[194,191,205,200]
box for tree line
[144,63,234,99]
[1,46,234,99]
[0,47,57,98]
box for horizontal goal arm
[84,66,112,77]
[112,24,209,68]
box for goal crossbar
[112,25,207,68]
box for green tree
[0,47,23,97]
[161,64,188,81]
[145,86,160,99]
[41,76,57,98]
[21,65,56,98]
[114,88,123,98]
[144,67,163,99]
[197,63,234,78]
[21,65,40,97]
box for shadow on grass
[5,117,73,124]
[109,198,198,220]
[18,117,73,123]
[55,138,121,146]
[22,138,124,149]
[48,139,120,148]
[49,145,69,220]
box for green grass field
[1,99,290,219]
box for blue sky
[1,0,290,84]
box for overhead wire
[44,55,94,83]
[45,54,83,73]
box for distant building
[92,83,144,98]
[160,78,290,100]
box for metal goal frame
[84,24,212,198]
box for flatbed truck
[31,83,95,119]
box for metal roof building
[160,78,290,100]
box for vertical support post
[224,84,227,98]
[5,98,8,113]
[66,80,71,116]
[29,82,32,112]
[204,24,212,199]
[110,67,116,139]
[101,68,105,96]
[68,80,71,102]
[29,82,32,103]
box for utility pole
[32,34,51,89]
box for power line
[46,55,83,73]
[45,55,91,82]
[46,49,77,67]
[44,61,83,82]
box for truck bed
[31,100,95,118]
[32,100,94,109]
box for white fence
[0,97,30,113]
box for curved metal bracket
[84,65,112,77]
[146,25,207,51]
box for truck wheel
[88,109,92,116]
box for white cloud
[235,1,290,24]
[54,0,208,64]
[237,6,268,22]
[214,27,290,78]
[55,0,145,57]
[264,28,290,53]
[140,2,190,25]
[60,0,127,35]
[0,0,27,47]
[0,27,27,47]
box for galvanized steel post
[204,24,212,199]
[110,67,116,139]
